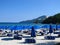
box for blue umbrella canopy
[15,26,23,30]
[12,26,17,30]
[22,26,25,29]
[51,25,56,29]
[22,25,32,29]
[3,26,9,29]
[0,26,6,29]
[31,26,36,37]
[8,26,16,30]
[0,26,3,29]
[41,25,49,28]
[9,25,23,30]
[57,25,60,30]
[22,26,27,29]
[26,26,32,29]
[33,25,40,29]
[0,26,8,29]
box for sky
[0,0,60,22]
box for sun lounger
[14,34,22,40]
[58,34,60,37]
[0,32,7,37]
[44,36,55,40]
[0,34,7,37]
[54,32,60,34]
[25,38,36,43]
[7,33,12,37]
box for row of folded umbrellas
[0,25,59,37]
[0,25,60,30]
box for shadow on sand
[54,36,60,38]
[18,42,36,44]
[1,38,13,41]
[35,42,57,45]
[18,41,57,45]
[55,43,60,45]
[40,36,59,40]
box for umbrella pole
[50,33,51,36]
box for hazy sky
[0,0,60,22]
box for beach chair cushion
[25,38,36,43]
[45,36,55,40]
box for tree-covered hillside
[42,13,60,24]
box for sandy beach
[0,34,60,45]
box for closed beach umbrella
[49,25,53,33]
[56,25,58,30]
[31,26,36,37]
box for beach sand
[0,34,60,45]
